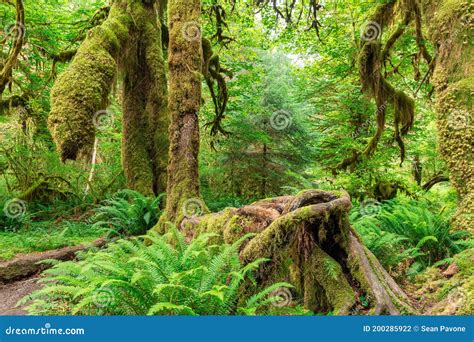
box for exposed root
[184,190,417,314]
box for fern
[352,198,472,276]
[21,228,297,316]
[89,190,164,238]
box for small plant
[351,198,471,277]
[90,189,163,238]
[21,227,295,316]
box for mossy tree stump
[184,190,416,315]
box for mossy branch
[48,3,132,161]
[0,0,25,97]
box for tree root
[184,190,417,315]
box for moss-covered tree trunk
[422,0,473,232]
[185,190,416,315]
[157,0,205,227]
[48,1,131,162]
[121,0,169,196]
[48,0,169,195]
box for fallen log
[0,237,106,284]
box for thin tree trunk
[0,0,25,97]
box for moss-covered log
[184,190,416,314]
[422,0,474,232]
[157,0,205,227]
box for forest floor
[0,276,40,315]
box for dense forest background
[0,0,472,316]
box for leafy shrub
[21,227,295,315]
[90,189,163,238]
[351,198,471,277]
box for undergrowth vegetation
[0,220,101,261]
[21,227,304,316]
[90,190,164,238]
[351,196,472,278]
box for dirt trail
[0,276,41,315]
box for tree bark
[157,0,205,228]
[184,190,416,314]
[423,0,474,231]
[0,0,25,97]
[121,0,169,196]
[48,0,131,162]
[48,0,169,194]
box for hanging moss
[48,0,170,195]
[358,3,416,163]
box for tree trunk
[0,0,25,97]
[184,190,416,314]
[48,0,169,194]
[121,0,169,196]
[423,0,474,231]
[48,1,131,162]
[157,0,205,228]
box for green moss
[48,3,132,161]
[414,248,474,314]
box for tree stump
[183,190,417,315]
